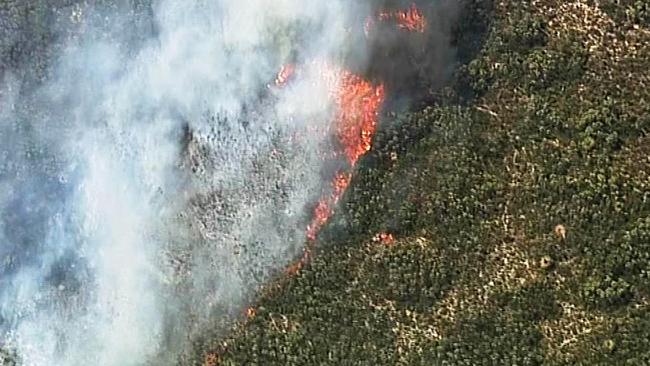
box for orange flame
[367,3,427,35]
[335,72,385,166]
[306,200,333,241]
[306,171,352,241]
[275,64,296,86]
[304,67,385,242]
[379,4,426,33]
[275,62,384,275]
[271,9,392,272]
[223,4,424,356]
[332,171,351,203]
[285,248,310,276]
[245,307,256,319]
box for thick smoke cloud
[0,1,369,365]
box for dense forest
[1,0,649,365]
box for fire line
[211,6,427,363]
[273,61,385,275]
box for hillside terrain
[198,0,650,365]
[1,0,649,365]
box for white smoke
[0,0,370,364]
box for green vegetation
[203,0,650,365]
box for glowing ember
[366,3,427,35]
[275,64,295,86]
[373,232,395,245]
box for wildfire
[305,171,352,240]
[306,200,333,241]
[380,4,426,33]
[276,61,385,166]
[269,4,423,278]
[273,60,384,275]
[365,3,427,35]
[335,73,385,166]
[332,172,351,203]
[301,65,384,246]
[208,5,429,361]
[285,249,310,276]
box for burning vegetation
[274,60,385,275]
[335,72,386,167]
[365,3,428,34]
[273,3,428,277]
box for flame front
[207,6,425,361]
[335,73,385,166]
[306,199,333,241]
[304,67,384,246]
[274,62,385,275]
[332,171,351,203]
